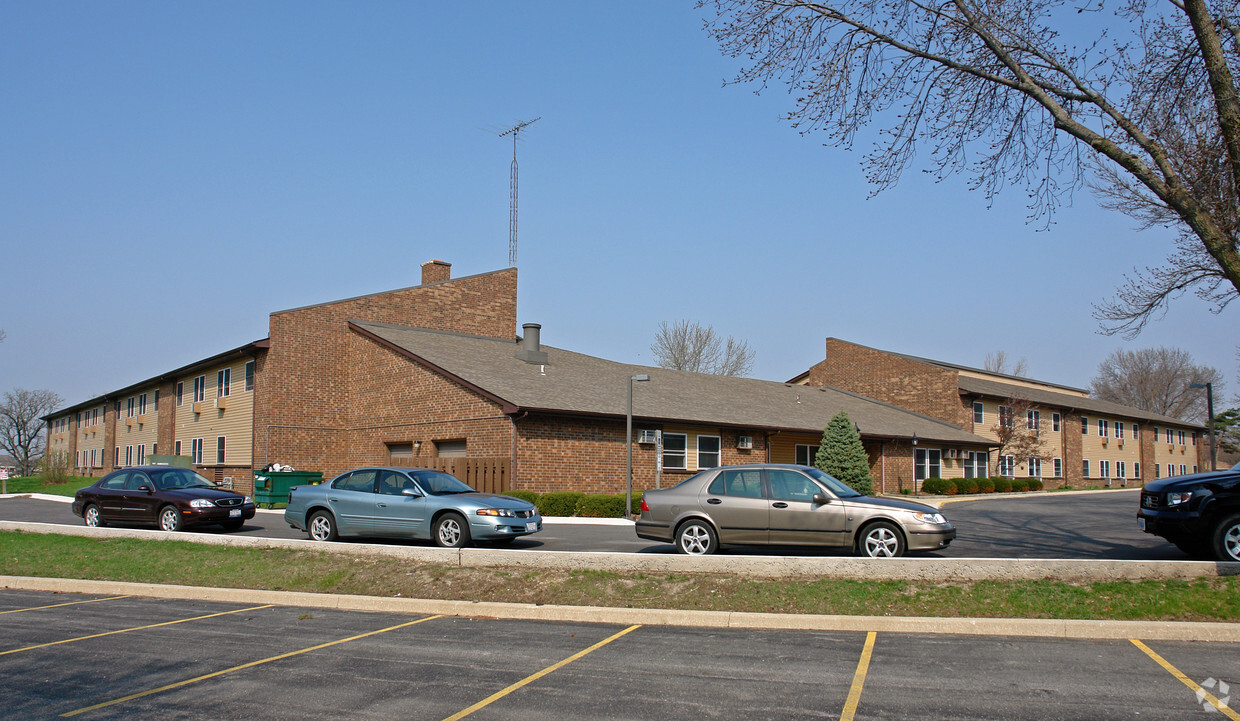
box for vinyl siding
[173,359,254,465]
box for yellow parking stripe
[1,604,273,657]
[442,625,641,721]
[1131,639,1240,720]
[0,595,129,614]
[61,614,442,718]
[841,631,876,721]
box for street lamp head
[632,374,650,382]
[1190,382,1208,389]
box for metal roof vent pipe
[516,323,548,364]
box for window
[90,449,96,468]
[333,470,377,493]
[176,382,184,406]
[1115,422,1124,439]
[1052,413,1061,432]
[1133,424,1140,440]
[114,447,120,466]
[998,405,1013,429]
[1028,457,1041,478]
[193,376,205,403]
[662,433,687,470]
[1053,457,1062,478]
[245,360,255,391]
[708,468,764,498]
[153,389,158,407]
[1027,410,1040,431]
[1180,464,1188,475]
[795,444,819,467]
[1081,417,1089,434]
[1191,432,1197,446]
[174,440,182,457]
[1083,459,1090,478]
[768,469,823,502]
[137,445,145,465]
[191,438,203,465]
[1179,430,1186,445]
[1134,462,1141,478]
[216,436,226,465]
[1116,461,1125,479]
[1154,426,1161,442]
[126,397,135,418]
[1099,460,1110,478]
[217,368,231,398]
[1193,465,1199,473]
[696,435,721,469]
[972,401,984,424]
[999,455,1015,477]
[914,449,942,481]
[125,446,133,466]
[138,393,147,416]
[1154,463,1160,479]
[963,451,988,478]
[1098,419,1109,437]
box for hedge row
[919,477,1045,495]
[503,490,644,517]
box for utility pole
[498,117,540,267]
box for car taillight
[640,498,649,512]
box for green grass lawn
[1,530,1237,622]
[2,475,94,497]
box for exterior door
[94,472,129,521]
[122,470,163,523]
[766,468,850,547]
[326,470,379,535]
[701,468,769,545]
[372,470,428,537]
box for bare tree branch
[1090,346,1224,422]
[651,320,756,376]
[0,388,64,477]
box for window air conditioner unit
[637,429,658,444]
[737,435,753,450]
[946,448,959,459]
[215,397,228,410]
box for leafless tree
[699,0,1240,337]
[651,320,756,376]
[991,396,1050,476]
[0,388,63,478]
[984,350,1029,377]
[1091,346,1224,422]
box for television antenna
[498,117,539,267]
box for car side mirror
[401,488,422,497]
[813,493,832,505]
[139,485,153,494]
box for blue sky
[2,1,1236,409]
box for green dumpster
[252,470,323,508]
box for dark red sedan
[72,466,255,532]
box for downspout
[880,442,886,495]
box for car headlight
[911,512,948,525]
[188,499,216,508]
[243,496,253,505]
[476,508,516,517]
[1166,491,1193,507]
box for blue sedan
[284,466,541,547]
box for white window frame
[126,397,135,418]
[972,401,984,424]
[915,449,942,481]
[174,440,182,457]
[1027,410,1040,431]
[176,382,184,406]
[1099,460,1110,478]
[1053,457,1062,478]
[125,446,133,467]
[999,454,1015,478]
[1083,459,1090,478]
[1028,457,1041,478]
[963,451,988,478]
[193,376,206,403]
[1133,424,1140,440]
[795,444,819,467]
[1134,462,1141,478]
[245,360,255,392]
[216,436,227,465]
[191,438,203,465]
[662,433,687,471]
[1098,419,1109,437]
[1052,413,1061,432]
[1081,416,1089,435]
[138,393,147,416]
[1115,460,1125,479]
[218,368,231,398]
[1116,422,1124,439]
[137,444,146,465]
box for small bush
[38,451,72,485]
[955,477,979,495]
[919,477,950,495]
[629,490,643,516]
[576,494,627,518]
[992,477,1012,493]
[975,477,995,493]
[503,490,540,506]
[536,491,585,517]
[1009,478,1029,492]
[1026,478,1044,491]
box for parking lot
[2,589,1237,720]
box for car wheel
[434,513,471,548]
[675,519,718,555]
[1212,514,1240,562]
[308,511,337,542]
[859,521,905,558]
[83,505,106,528]
[158,506,183,532]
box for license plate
[1137,517,1145,531]
[230,509,241,518]
[525,522,538,532]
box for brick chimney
[421,259,451,285]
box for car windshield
[414,471,476,495]
[154,469,216,491]
[802,466,865,498]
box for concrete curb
[3,575,1237,642]
[4,520,1239,582]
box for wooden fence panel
[390,457,510,494]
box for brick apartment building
[793,338,1209,489]
[44,260,993,495]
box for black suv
[1137,462,1240,561]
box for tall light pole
[1190,382,1217,471]
[626,374,649,519]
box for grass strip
[2,531,1238,622]
[2,477,95,497]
